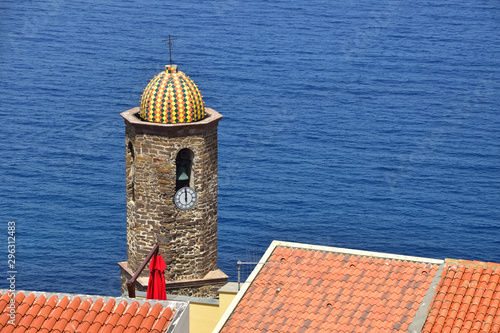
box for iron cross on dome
[162,35,177,66]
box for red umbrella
[147,254,167,300]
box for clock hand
[185,187,188,202]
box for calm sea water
[1,0,499,296]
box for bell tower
[119,65,227,298]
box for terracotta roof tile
[15,293,35,321]
[0,292,11,313]
[89,298,114,331]
[0,291,180,333]
[40,296,69,332]
[0,314,9,329]
[65,297,91,331]
[136,303,162,333]
[3,325,15,333]
[52,296,81,332]
[219,242,441,332]
[126,301,150,331]
[150,307,173,333]
[24,295,58,332]
[116,301,138,332]
[73,297,101,332]
[0,292,18,330]
[422,261,500,333]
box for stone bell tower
[119,64,227,298]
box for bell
[177,167,189,181]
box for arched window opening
[127,141,136,201]
[176,148,194,191]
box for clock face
[174,187,197,210]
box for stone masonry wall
[124,119,219,283]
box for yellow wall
[189,289,237,333]
[218,292,236,315]
[190,302,220,333]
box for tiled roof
[0,290,186,333]
[422,260,500,333]
[217,241,443,332]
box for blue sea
[1,0,499,296]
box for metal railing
[126,243,159,298]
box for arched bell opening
[176,148,194,191]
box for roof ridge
[273,241,444,264]
[0,290,177,309]
[445,258,500,269]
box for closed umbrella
[147,254,167,300]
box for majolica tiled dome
[140,65,204,124]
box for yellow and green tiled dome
[140,65,204,124]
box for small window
[176,148,194,190]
